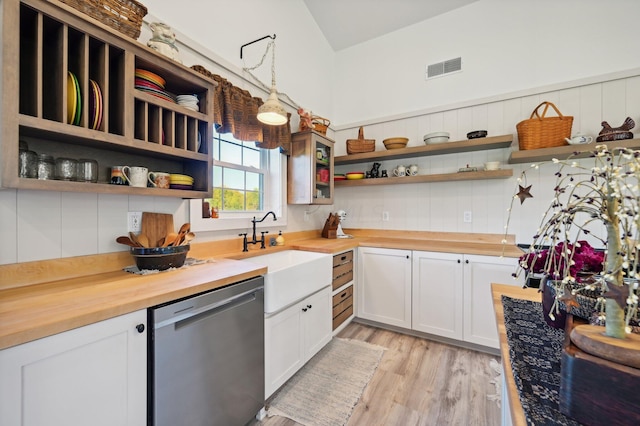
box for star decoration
[559,287,580,310]
[603,283,629,310]
[516,185,533,204]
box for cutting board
[141,212,174,247]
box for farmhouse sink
[243,250,332,314]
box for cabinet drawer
[332,305,353,330]
[332,285,353,307]
[332,269,353,290]
[333,250,353,267]
[332,295,353,318]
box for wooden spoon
[180,232,195,245]
[137,233,149,248]
[116,236,137,247]
[162,232,178,247]
[177,223,191,234]
[129,232,142,247]
[173,223,191,246]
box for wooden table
[491,283,541,426]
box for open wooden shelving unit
[335,168,513,187]
[335,134,513,165]
[334,134,514,187]
[508,138,640,164]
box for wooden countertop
[491,283,541,426]
[0,229,523,350]
[0,259,266,350]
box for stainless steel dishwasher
[148,276,264,426]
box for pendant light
[256,41,287,125]
[241,35,288,126]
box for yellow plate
[67,72,77,124]
[345,172,365,180]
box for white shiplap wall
[332,72,640,246]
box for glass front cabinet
[287,130,334,205]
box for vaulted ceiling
[303,0,479,51]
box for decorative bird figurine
[596,117,635,142]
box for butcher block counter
[0,260,266,350]
[0,229,522,350]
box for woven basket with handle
[311,116,330,135]
[516,101,573,150]
[346,126,375,154]
[57,0,148,39]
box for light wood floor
[259,321,501,426]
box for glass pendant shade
[257,87,287,125]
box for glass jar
[37,154,55,180]
[77,159,98,182]
[55,157,77,181]
[18,140,38,178]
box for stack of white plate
[177,94,199,112]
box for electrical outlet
[382,211,390,221]
[463,211,472,223]
[128,211,142,233]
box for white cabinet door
[463,254,521,348]
[357,247,412,328]
[0,310,147,426]
[264,286,332,398]
[265,303,304,398]
[412,251,464,340]
[303,286,332,359]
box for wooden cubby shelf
[508,138,640,164]
[2,0,216,198]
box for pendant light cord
[242,40,301,110]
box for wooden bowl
[383,137,409,150]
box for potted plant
[507,144,640,424]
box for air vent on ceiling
[426,57,462,80]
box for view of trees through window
[206,132,264,212]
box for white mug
[122,166,149,188]
[407,164,419,176]
[393,165,406,177]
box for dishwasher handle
[155,287,263,330]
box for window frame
[189,138,287,232]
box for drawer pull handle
[341,255,347,261]
[307,304,312,309]
[136,324,145,333]
[302,307,308,312]
[340,292,347,298]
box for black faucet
[239,211,277,252]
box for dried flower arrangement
[506,144,640,339]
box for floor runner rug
[267,337,385,426]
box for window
[190,131,287,232]
[211,134,264,212]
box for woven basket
[311,116,330,135]
[57,0,148,39]
[346,126,375,154]
[516,102,573,150]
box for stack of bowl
[170,174,194,190]
[423,132,450,144]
